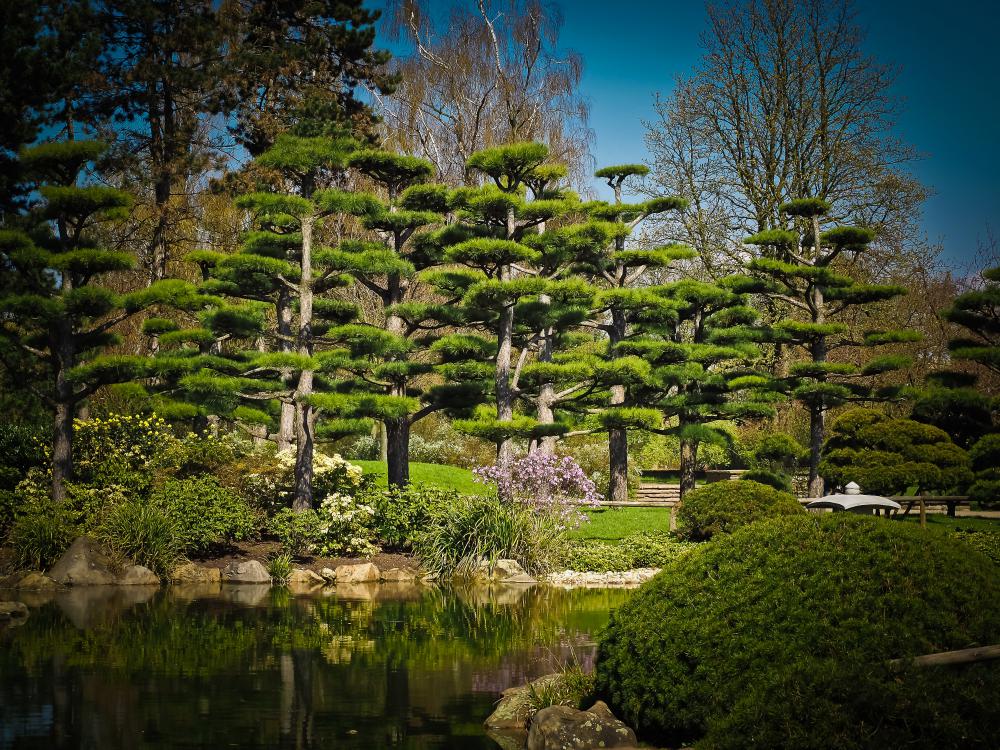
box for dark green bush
[740,467,792,492]
[373,484,456,551]
[269,508,323,558]
[560,532,696,572]
[98,500,181,576]
[675,479,802,541]
[0,423,47,490]
[7,507,77,570]
[150,476,256,554]
[595,515,1000,749]
[954,530,1000,564]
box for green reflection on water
[0,583,630,749]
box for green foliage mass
[413,492,564,576]
[595,514,1000,749]
[98,500,181,576]
[372,484,457,551]
[675,479,803,541]
[558,531,695,572]
[820,408,972,495]
[149,476,256,555]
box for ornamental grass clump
[595,515,1000,749]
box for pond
[0,583,631,749]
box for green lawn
[566,507,674,542]
[895,513,1000,534]
[354,461,485,495]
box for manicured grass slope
[566,507,673,542]
[354,461,485,495]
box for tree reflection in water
[0,583,630,749]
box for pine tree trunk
[607,307,629,503]
[680,437,699,498]
[385,273,412,486]
[52,399,73,504]
[277,288,295,451]
[292,216,315,511]
[495,264,515,467]
[808,405,825,498]
[385,417,410,488]
[534,292,557,454]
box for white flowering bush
[261,450,378,557]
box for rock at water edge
[334,562,380,583]
[485,674,563,731]
[527,701,638,750]
[381,567,417,582]
[221,559,271,584]
[493,559,527,579]
[287,568,325,586]
[48,537,116,586]
[170,563,222,584]
[120,565,160,586]
[15,572,59,590]
[318,567,337,582]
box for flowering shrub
[245,448,368,513]
[473,452,599,530]
[256,451,378,557]
[315,492,378,557]
[73,413,177,492]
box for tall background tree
[375,0,591,186]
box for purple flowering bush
[473,452,600,531]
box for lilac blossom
[474,453,600,530]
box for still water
[0,583,631,749]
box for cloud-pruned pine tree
[426,142,576,466]
[325,149,446,487]
[0,141,196,501]
[579,163,691,500]
[742,198,914,497]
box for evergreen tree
[0,141,192,500]
[330,149,447,487]
[580,164,690,500]
[226,0,395,155]
[742,198,914,497]
[943,265,1000,378]
[427,142,575,466]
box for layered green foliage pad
[675,479,803,541]
[595,515,1000,749]
[820,408,972,495]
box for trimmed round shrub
[595,515,1000,749]
[675,479,802,541]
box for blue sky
[375,1,999,268]
[555,0,1000,268]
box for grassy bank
[354,461,485,495]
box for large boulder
[15,572,59,590]
[221,559,271,584]
[527,701,637,750]
[485,674,563,731]
[48,537,116,585]
[287,568,325,586]
[120,565,160,586]
[493,559,526,579]
[334,562,379,583]
[380,567,417,582]
[170,563,221,584]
